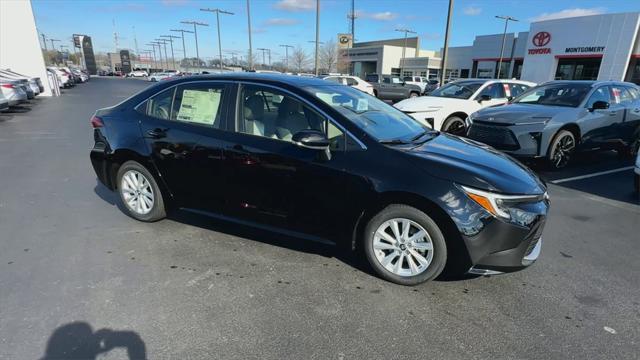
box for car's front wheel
[364,205,447,285]
[442,116,467,136]
[548,130,576,170]
[116,161,166,222]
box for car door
[169,81,232,212]
[380,76,393,99]
[611,85,638,143]
[623,86,640,141]
[579,86,619,147]
[222,83,367,241]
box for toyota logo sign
[532,31,551,47]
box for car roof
[541,80,637,87]
[165,72,335,87]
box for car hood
[394,96,467,112]
[473,103,576,124]
[400,133,545,194]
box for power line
[200,8,234,70]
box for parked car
[320,75,374,95]
[365,74,422,102]
[394,79,535,135]
[403,76,437,94]
[635,150,640,195]
[0,91,9,112]
[0,69,39,97]
[148,72,172,82]
[48,67,72,88]
[0,74,34,99]
[466,81,640,169]
[129,70,149,78]
[0,78,28,106]
[70,68,89,82]
[89,73,549,285]
[2,69,44,93]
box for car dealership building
[342,11,640,85]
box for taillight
[1,84,14,89]
[90,115,104,128]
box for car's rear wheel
[442,116,467,136]
[409,91,419,98]
[364,205,447,285]
[548,130,576,170]
[116,161,166,222]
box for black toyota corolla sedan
[90,73,549,285]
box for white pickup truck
[403,76,439,94]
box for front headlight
[460,185,544,221]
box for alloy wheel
[120,170,155,215]
[372,218,434,277]
[552,133,575,168]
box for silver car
[0,70,39,97]
[467,81,640,169]
[0,78,28,106]
[0,91,9,111]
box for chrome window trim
[237,80,368,150]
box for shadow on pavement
[94,180,482,283]
[40,322,146,360]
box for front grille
[468,123,520,150]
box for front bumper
[467,121,548,157]
[405,111,444,130]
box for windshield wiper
[379,138,410,145]
[410,130,438,143]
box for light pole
[314,0,320,75]
[308,40,324,73]
[181,20,209,68]
[155,39,170,70]
[247,0,253,70]
[395,28,416,77]
[279,44,293,72]
[440,0,454,86]
[200,8,234,70]
[161,35,180,70]
[495,15,518,79]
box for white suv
[394,79,536,134]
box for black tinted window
[477,83,506,99]
[147,87,175,120]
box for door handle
[228,144,259,165]
[146,128,167,139]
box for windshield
[513,83,592,107]
[304,84,429,142]
[428,81,484,99]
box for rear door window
[509,83,530,98]
[611,86,633,105]
[145,87,176,120]
[171,83,226,128]
[345,77,357,86]
[477,83,506,99]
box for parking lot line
[550,166,635,184]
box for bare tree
[319,39,337,74]
[291,46,310,73]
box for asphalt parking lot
[1,77,638,359]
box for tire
[442,116,467,136]
[373,89,378,98]
[116,161,166,222]
[363,205,447,285]
[547,129,576,170]
[617,137,639,159]
[409,91,419,98]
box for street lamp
[314,0,320,75]
[495,15,518,79]
[181,20,209,68]
[395,28,416,77]
[279,44,294,72]
[200,8,234,70]
[246,0,253,70]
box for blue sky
[32,0,640,61]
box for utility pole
[308,40,324,73]
[257,48,267,67]
[200,8,234,70]
[171,29,193,68]
[112,19,119,53]
[395,28,416,77]
[150,42,163,70]
[41,33,48,50]
[161,35,180,70]
[181,20,209,68]
[314,0,320,76]
[279,44,293,72]
[143,50,154,71]
[146,44,158,70]
[49,38,60,52]
[247,0,253,70]
[348,0,356,41]
[495,15,518,79]
[155,39,169,70]
[439,0,454,86]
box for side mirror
[507,96,514,102]
[401,81,406,86]
[478,94,492,103]
[590,100,610,111]
[292,130,331,160]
